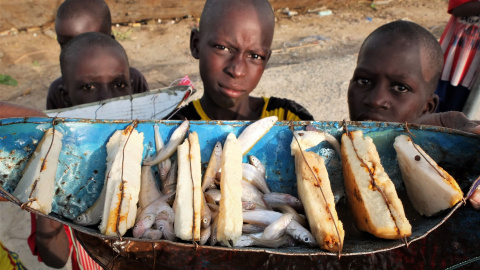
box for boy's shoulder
[165,101,201,120]
[264,96,314,121]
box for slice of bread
[294,150,344,252]
[341,130,411,239]
[217,133,243,247]
[394,135,463,216]
[13,128,63,215]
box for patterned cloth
[440,0,480,89]
[28,213,102,270]
[169,97,314,121]
[0,241,25,270]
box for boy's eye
[215,45,230,52]
[249,54,265,60]
[114,82,127,88]
[356,78,371,85]
[81,84,95,91]
[392,84,410,93]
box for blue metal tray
[0,117,479,257]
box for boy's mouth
[219,84,244,98]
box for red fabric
[448,0,476,13]
[28,213,80,270]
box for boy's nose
[97,86,113,101]
[225,54,246,79]
[364,83,391,109]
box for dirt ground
[0,0,450,121]
[0,1,453,269]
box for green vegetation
[0,74,18,86]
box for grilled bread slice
[394,135,463,216]
[341,130,411,239]
[294,150,344,252]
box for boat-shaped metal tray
[0,118,479,268]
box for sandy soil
[0,1,451,269]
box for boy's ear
[59,84,72,108]
[190,28,200,59]
[422,93,439,115]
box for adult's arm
[415,111,480,209]
[0,101,46,118]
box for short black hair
[360,20,444,95]
[56,0,112,35]
[199,0,274,33]
[60,32,128,81]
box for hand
[414,111,480,135]
[470,189,480,210]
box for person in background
[435,0,480,112]
[347,20,480,269]
[47,0,149,110]
[0,102,47,270]
[29,31,134,270]
[168,0,313,121]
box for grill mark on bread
[346,130,402,237]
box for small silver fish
[242,224,266,234]
[270,203,308,228]
[201,193,212,229]
[153,125,172,183]
[237,116,278,155]
[202,141,222,191]
[154,219,175,241]
[133,213,156,238]
[209,215,219,246]
[248,155,266,179]
[144,120,189,166]
[161,159,177,198]
[261,213,293,240]
[250,234,296,248]
[141,228,163,240]
[205,188,221,205]
[242,201,256,210]
[241,180,270,209]
[286,220,317,247]
[232,233,262,247]
[242,163,270,194]
[242,210,282,226]
[139,165,162,210]
[263,192,304,212]
[200,226,211,245]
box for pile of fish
[9,116,468,253]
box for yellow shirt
[0,241,25,270]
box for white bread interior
[217,133,243,247]
[294,149,344,252]
[189,132,202,241]
[394,135,463,216]
[174,137,194,240]
[99,127,144,236]
[341,130,411,239]
[13,128,63,214]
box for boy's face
[348,38,438,123]
[61,46,132,106]
[190,5,273,108]
[56,15,109,48]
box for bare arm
[0,101,46,118]
[0,102,69,267]
[35,216,70,268]
[451,2,480,17]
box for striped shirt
[440,0,480,89]
[168,97,314,121]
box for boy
[169,0,313,121]
[58,32,133,107]
[46,0,149,110]
[348,20,442,123]
[28,32,130,270]
[347,20,480,268]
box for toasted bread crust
[341,130,411,239]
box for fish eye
[304,237,309,242]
